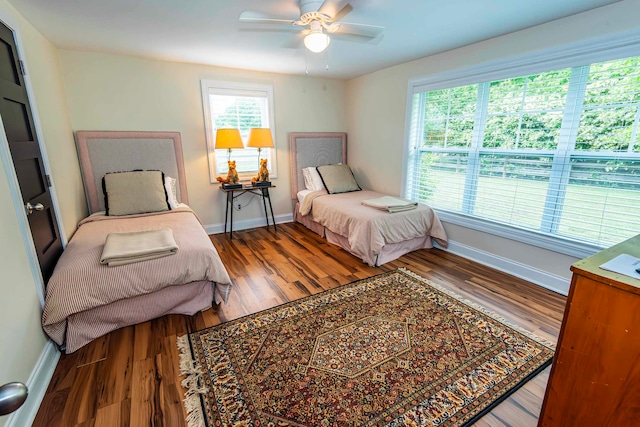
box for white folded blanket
[362,196,418,213]
[100,228,178,267]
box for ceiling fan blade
[318,0,353,21]
[331,3,353,22]
[330,32,384,45]
[239,10,296,26]
[330,22,384,38]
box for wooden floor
[33,222,566,427]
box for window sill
[435,210,604,259]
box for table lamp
[215,128,244,161]
[246,128,274,167]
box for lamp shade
[215,128,244,150]
[246,128,275,149]
[304,32,330,53]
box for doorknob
[25,202,44,215]
[0,382,28,416]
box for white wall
[0,0,79,425]
[58,50,347,228]
[345,0,640,288]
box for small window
[201,80,277,182]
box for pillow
[316,164,361,194]
[102,170,169,216]
[302,167,325,191]
[165,176,179,209]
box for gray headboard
[289,132,347,199]
[75,131,188,214]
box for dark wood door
[0,22,62,283]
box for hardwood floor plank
[95,326,133,409]
[31,388,69,426]
[61,361,101,425]
[130,357,163,427]
[34,223,566,426]
[95,402,121,427]
[75,334,109,367]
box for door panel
[3,98,33,141]
[0,37,19,84]
[15,157,47,200]
[0,22,62,283]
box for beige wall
[0,0,78,425]
[58,50,347,227]
[0,165,47,427]
[346,0,640,282]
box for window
[406,53,640,255]
[201,80,277,182]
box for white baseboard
[205,213,293,235]
[444,240,570,296]
[5,340,60,427]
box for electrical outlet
[237,203,241,210]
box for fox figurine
[252,158,270,183]
[216,160,240,184]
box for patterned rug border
[177,268,556,427]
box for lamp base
[251,181,272,187]
[222,183,243,189]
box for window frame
[201,79,277,183]
[403,29,640,259]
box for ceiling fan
[239,0,384,53]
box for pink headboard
[75,131,188,214]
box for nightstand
[219,184,276,238]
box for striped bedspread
[42,207,231,349]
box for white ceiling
[8,0,621,79]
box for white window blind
[407,55,640,251]
[201,80,277,182]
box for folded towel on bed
[362,196,418,213]
[100,228,178,266]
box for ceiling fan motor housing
[296,13,330,27]
[299,0,326,15]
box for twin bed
[290,132,448,266]
[42,130,446,354]
[42,131,231,353]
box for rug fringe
[177,334,208,427]
[397,268,557,349]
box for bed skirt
[294,202,435,267]
[64,280,214,353]
[294,205,325,236]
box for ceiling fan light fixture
[304,31,330,53]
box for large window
[201,80,277,182]
[406,54,640,253]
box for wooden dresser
[538,234,640,426]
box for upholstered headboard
[75,131,189,214]
[289,132,347,199]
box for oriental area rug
[178,269,555,427]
